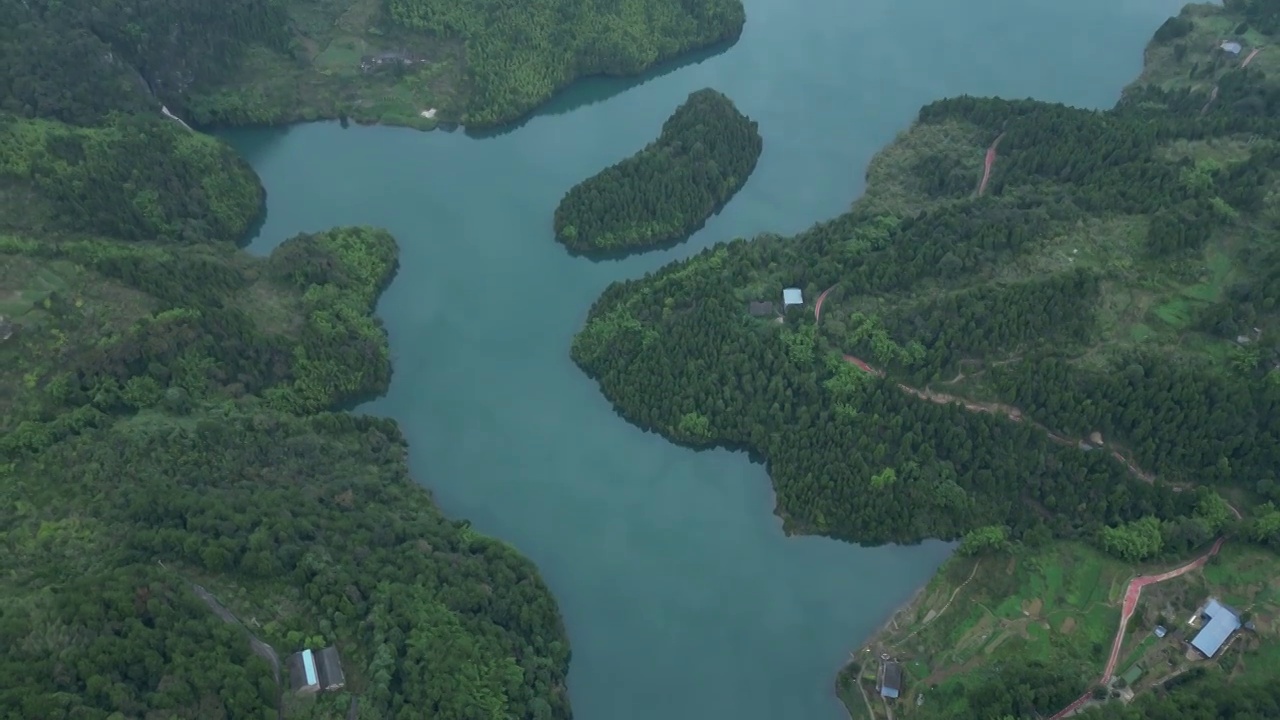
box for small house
[748,301,775,317]
[316,646,346,692]
[288,648,320,695]
[782,287,804,309]
[288,646,346,695]
[1189,598,1241,658]
[1154,625,1167,638]
[879,661,903,699]
[1220,41,1243,55]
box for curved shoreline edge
[566,1,1280,717]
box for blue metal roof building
[782,287,803,307]
[1190,598,1241,658]
[879,661,903,699]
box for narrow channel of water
[227,0,1187,716]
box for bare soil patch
[1024,597,1044,618]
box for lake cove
[225,0,1189,716]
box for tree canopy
[0,60,569,720]
[0,0,745,129]
[554,88,762,255]
[571,4,1280,560]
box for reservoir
[226,0,1188,717]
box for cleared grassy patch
[0,252,157,429]
[186,8,464,129]
[1137,5,1279,94]
[857,120,988,217]
[849,543,1127,718]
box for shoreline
[184,30,745,138]
[826,6,1245,716]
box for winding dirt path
[1200,84,1220,115]
[190,581,284,719]
[821,326,1245,718]
[815,285,837,323]
[1048,537,1226,719]
[831,354,1245,522]
[977,133,1005,196]
[900,560,982,643]
[160,105,194,132]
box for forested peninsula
[0,0,745,130]
[572,1,1280,718]
[0,4,589,720]
[553,88,763,256]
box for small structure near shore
[879,661,903,699]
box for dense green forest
[568,2,1280,717]
[0,0,744,129]
[1074,666,1280,719]
[573,5,1280,554]
[0,60,570,720]
[899,667,1280,720]
[553,88,762,255]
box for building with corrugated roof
[879,661,903,699]
[288,646,346,694]
[782,287,803,308]
[316,646,346,692]
[288,648,321,695]
[1189,598,1241,658]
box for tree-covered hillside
[572,3,1280,717]
[573,2,1280,554]
[554,88,762,256]
[0,0,745,130]
[0,111,569,720]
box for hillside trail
[1048,536,1226,720]
[824,345,1244,518]
[977,133,1005,196]
[1199,49,1261,117]
[899,560,982,643]
[814,285,836,323]
[813,304,1243,718]
[160,105,194,132]
[812,290,1245,517]
[186,578,285,720]
[816,296,1147,475]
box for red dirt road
[814,285,836,323]
[1048,536,1226,719]
[1102,537,1225,682]
[977,133,1005,196]
[842,354,880,376]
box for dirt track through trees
[190,581,284,719]
[977,133,1005,196]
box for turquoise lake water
[226,0,1189,716]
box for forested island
[0,11,574,720]
[572,0,1280,717]
[0,0,745,129]
[553,88,763,256]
